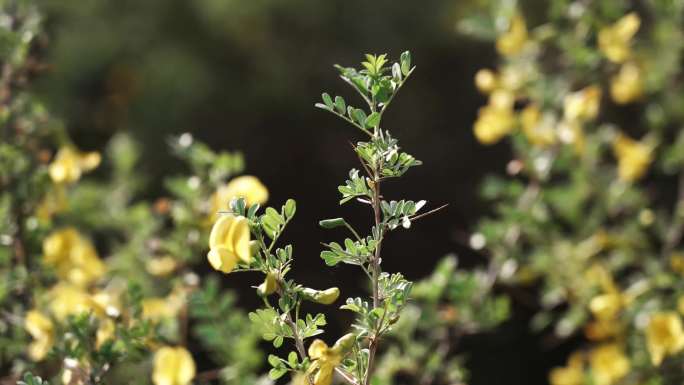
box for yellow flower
[307,334,355,385]
[48,146,101,184]
[207,213,251,273]
[47,283,96,321]
[152,346,196,385]
[474,69,498,94]
[610,62,643,104]
[670,253,684,275]
[257,272,279,296]
[557,120,586,154]
[563,86,601,122]
[90,287,123,318]
[589,344,630,385]
[146,256,178,277]
[474,106,516,145]
[496,14,528,57]
[677,296,684,316]
[43,228,106,287]
[142,297,183,322]
[589,292,623,321]
[520,104,556,147]
[646,312,684,366]
[549,352,584,385]
[612,134,652,182]
[210,175,268,217]
[598,13,640,63]
[96,318,116,349]
[24,310,54,361]
[473,91,516,145]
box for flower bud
[301,287,340,305]
[332,333,356,354]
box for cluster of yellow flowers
[551,311,684,385]
[473,12,652,183]
[24,227,122,363]
[26,146,114,365]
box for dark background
[34,1,575,383]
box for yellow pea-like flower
[48,146,101,184]
[257,272,279,296]
[589,344,630,385]
[473,91,516,145]
[670,253,684,275]
[307,334,355,385]
[24,310,54,361]
[520,104,556,147]
[598,12,640,63]
[43,228,106,287]
[47,283,96,321]
[646,312,684,366]
[549,352,584,385]
[209,175,268,220]
[207,214,252,273]
[496,14,528,57]
[557,120,586,154]
[152,346,196,385]
[474,69,498,94]
[96,318,116,349]
[146,256,178,277]
[610,62,643,104]
[677,296,684,316]
[612,134,653,182]
[142,289,186,322]
[589,292,623,321]
[563,86,601,122]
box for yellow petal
[96,318,116,349]
[231,216,251,263]
[308,339,329,360]
[224,175,269,206]
[24,310,54,361]
[174,347,196,385]
[474,69,497,94]
[207,247,238,273]
[79,151,101,171]
[257,272,278,296]
[209,214,237,250]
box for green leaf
[400,51,411,76]
[319,218,346,229]
[269,367,288,380]
[322,93,334,109]
[335,96,346,114]
[352,109,367,125]
[284,199,297,219]
[268,354,281,367]
[274,335,284,348]
[288,351,299,367]
[365,112,381,128]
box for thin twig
[662,172,684,257]
[408,203,449,223]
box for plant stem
[363,157,384,385]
